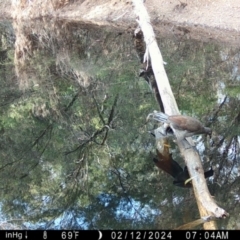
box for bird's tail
[152,112,169,123]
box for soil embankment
[1,0,240,45]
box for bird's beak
[146,110,158,122]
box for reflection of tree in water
[207,97,240,229]
[1,18,240,229]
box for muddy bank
[1,0,240,45]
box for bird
[153,157,214,188]
[148,111,212,148]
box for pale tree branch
[132,0,228,229]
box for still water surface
[0,19,240,229]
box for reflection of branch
[20,124,53,179]
[226,136,237,181]
[92,94,106,125]
[214,136,234,185]
[70,156,85,180]
[111,167,145,220]
[100,94,119,145]
[64,91,79,112]
[65,94,118,154]
[32,124,53,147]
[0,93,23,107]
[211,96,227,123]
[100,126,109,146]
[64,126,108,155]
[107,94,118,126]
[111,168,128,192]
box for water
[0,19,239,229]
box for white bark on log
[132,0,228,225]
